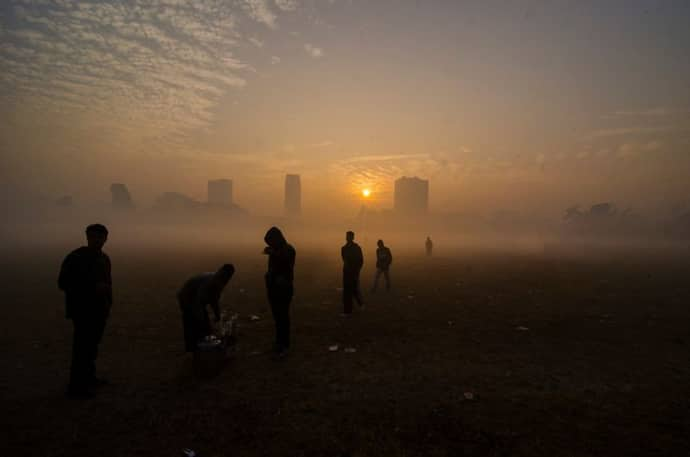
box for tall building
[110,183,134,209]
[207,179,233,206]
[284,174,301,215]
[394,176,429,214]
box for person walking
[58,224,112,398]
[263,227,296,357]
[341,231,364,314]
[371,239,392,292]
[425,236,433,256]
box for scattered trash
[336,287,343,292]
[448,321,454,326]
[344,347,357,353]
[197,335,222,351]
[321,300,333,305]
[463,392,475,400]
[249,314,261,321]
[182,448,197,457]
[249,350,262,356]
[516,326,529,331]
[407,295,415,300]
[328,345,339,352]
[239,288,246,294]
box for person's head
[377,239,384,248]
[213,263,235,287]
[264,226,287,249]
[85,224,108,250]
[346,231,355,242]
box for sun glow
[362,188,371,198]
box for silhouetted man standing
[371,239,392,292]
[425,236,433,256]
[264,227,296,356]
[177,264,235,353]
[58,224,112,397]
[341,231,364,314]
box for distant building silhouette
[394,176,428,214]
[55,195,73,207]
[154,192,201,211]
[110,183,134,209]
[284,174,301,215]
[207,179,233,207]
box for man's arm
[58,252,74,292]
[104,255,113,305]
[356,246,364,269]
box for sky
[1,0,689,217]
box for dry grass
[1,245,689,456]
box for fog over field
[2,1,690,456]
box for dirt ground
[1,243,689,457]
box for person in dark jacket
[177,264,235,353]
[425,236,433,256]
[264,227,296,356]
[58,224,112,397]
[341,231,364,314]
[371,239,393,292]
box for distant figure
[264,227,296,356]
[58,224,112,397]
[372,239,393,292]
[177,264,235,353]
[341,231,364,314]
[425,236,433,256]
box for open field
[1,243,689,456]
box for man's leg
[372,269,381,292]
[354,276,364,306]
[384,269,391,291]
[343,273,353,314]
[279,297,291,350]
[88,316,107,383]
[69,317,90,394]
[269,297,281,349]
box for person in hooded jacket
[263,227,296,356]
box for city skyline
[1,1,690,218]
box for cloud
[241,0,277,28]
[271,55,281,64]
[310,140,335,148]
[617,140,663,158]
[584,125,675,140]
[0,0,256,152]
[249,37,264,48]
[304,43,324,58]
[613,107,670,117]
[275,0,299,11]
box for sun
[362,188,371,198]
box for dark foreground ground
[1,244,689,457]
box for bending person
[177,264,235,353]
